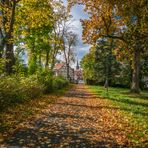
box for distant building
[74,60,83,83]
[54,62,74,81]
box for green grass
[89,85,148,145]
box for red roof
[54,63,65,70]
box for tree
[95,39,121,86]
[50,4,70,70]
[81,47,96,84]
[62,31,77,80]
[68,0,147,93]
[14,0,54,73]
[49,6,78,80]
[81,42,132,88]
[0,0,21,74]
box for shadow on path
[1,84,129,147]
[3,116,120,147]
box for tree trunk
[51,45,59,71]
[63,42,70,81]
[0,42,5,59]
[131,50,140,93]
[5,1,16,74]
[66,63,70,81]
[0,30,5,58]
[5,43,15,74]
[45,50,49,69]
[38,53,42,67]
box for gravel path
[1,84,130,147]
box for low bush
[52,76,69,89]
[0,75,44,111]
[37,71,53,93]
[0,72,69,111]
[38,71,69,93]
[20,75,44,99]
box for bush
[20,75,44,99]
[38,71,69,93]
[52,76,69,89]
[37,71,53,93]
[0,75,44,111]
[0,72,69,111]
[0,58,5,75]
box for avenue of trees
[0,0,77,75]
[0,0,77,110]
[0,0,147,110]
[68,0,148,93]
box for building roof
[54,63,65,70]
[54,62,75,72]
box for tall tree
[0,0,20,74]
[81,47,96,84]
[50,4,69,70]
[62,31,77,80]
[14,0,54,73]
[68,0,147,93]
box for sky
[22,0,91,66]
[63,0,90,62]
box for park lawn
[0,85,72,141]
[89,85,148,146]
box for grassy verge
[0,85,72,141]
[89,85,148,146]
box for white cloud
[63,0,91,61]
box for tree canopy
[68,0,148,93]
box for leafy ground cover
[1,84,133,147]
[89,85,148,146]
[1,84,148,147]
[0,85,71,142]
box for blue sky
[22,0,90,65]
[63,0,90,61]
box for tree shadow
[65,91,148,108]
[1,85,145,147]
[65,92,100,99]
[122,92,148,101]
[2,113,124,147]
[55,103,148,117]
[104,95,148,107]
[63,88,148,118]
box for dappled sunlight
[0,0,147,147]
[89,85,148,145]
[1,85,133,147]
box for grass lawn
[0,85,72,141]
[89,85,148,146]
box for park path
[1,84,131,147]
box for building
[74,60,83,83]
[54,62,74,81]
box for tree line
[68,0,148,93]
[0,0,79,110]
[0,0,77,77]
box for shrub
[37,71,53,93]
[0,75,44,111]
[53,76,69,89]
[20,75,44,99]
[0,58,5,75]
[38,71,69,93]
[0,72,69,111]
